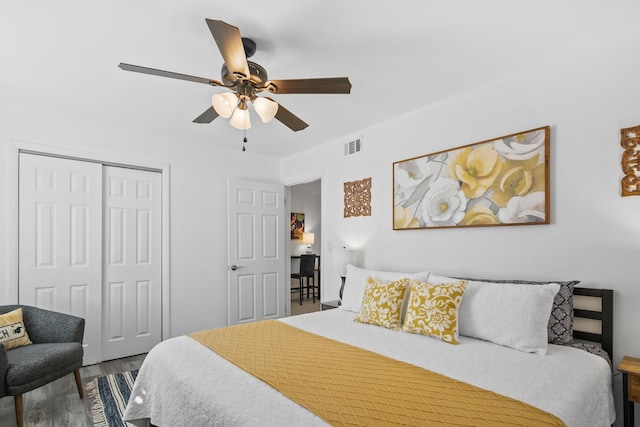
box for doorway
[288,179,321,316]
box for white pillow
[340,265,430,313]
[428,274,559,355]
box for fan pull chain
[242,131,247,152]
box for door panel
[19,153,103,364]
[102,166,162,361]
[228,180,285,325]
[262,273,278,317]
[237,274,256,322]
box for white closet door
[102,166,162,361]
[19,153,103,365]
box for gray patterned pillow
[455,277,578,345]
[566,342,611,369]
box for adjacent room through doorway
[288,179,321,316]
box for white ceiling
[2,1,638,158]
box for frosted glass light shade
[212,93,237,118]
[253,97,278,123]
[230,107,251,130]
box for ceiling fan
[118,19,352,132]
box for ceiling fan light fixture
[230,103,251,130]
[212,92,237,118]
[119,19,350,134]
[253,97,279,123]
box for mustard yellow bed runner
[190,320,564,426]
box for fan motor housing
[221,61,268,87]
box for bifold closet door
[102,166,162,361]
[19,153,103,364]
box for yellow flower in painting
[460,206,499,225]
[394,205,420,228]
[492,155,545,207]
[448,145,502,199]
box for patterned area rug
[87,370,138,427]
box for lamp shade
[211,92,237,118]
[302,232,315,245]
[253,97,278,123]
[334,247,356,277]
[229,106,251,130]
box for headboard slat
[574,331,603,343]
[574,308,602,321]
[573,287,613,361]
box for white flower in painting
[493,129,545,161]
[498,192,546,223]
[420,178,468,227]
[394,159,433,204]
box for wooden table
[619,356,640,427]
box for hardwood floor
[290,279,321,316]
[0,353,146,427]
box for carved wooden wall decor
[344,177,372,217]
[621,125,640,196]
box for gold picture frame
[393,126,550,230]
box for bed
[123,268,615,426]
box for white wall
[282,30,640,424]
[0,102,280,337]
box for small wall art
[393,126,550,230]
[620,125,640,196]
[344,178,372,218]
[290,213,305,239]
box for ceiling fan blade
[205,19,249,80]
[266,77,352,94]
[118,63,222,86]
[193,106,219,124]
[267,98,309,132]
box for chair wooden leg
[14,394,23,427]
[74,369,84,399]
[299,279,303,305]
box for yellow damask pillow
[0,308,33,350]
[355,277,410,330]
[402,280,468,344]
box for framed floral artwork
[393,126,550,230]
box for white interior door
[19,153,103,364]
[228,180,285,325]
[102,166,162,361]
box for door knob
[228,265,243,271]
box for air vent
[344,137,363,157]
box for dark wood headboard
[573,287,613,360]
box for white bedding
[123,308,615,427]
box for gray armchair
[0,305,85,427]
